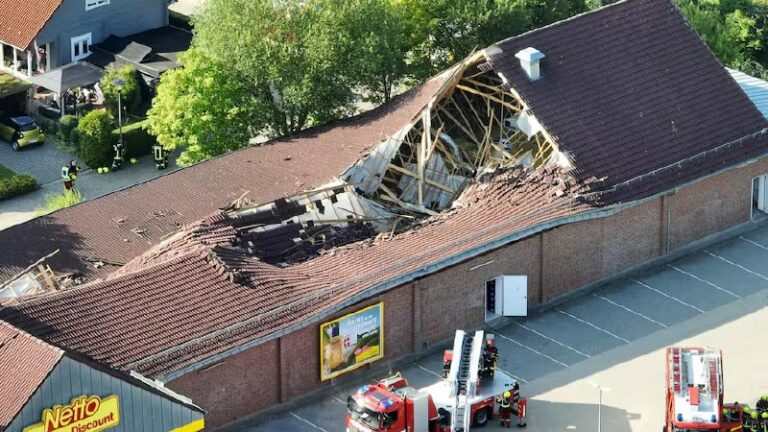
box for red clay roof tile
[0,320,62,429]
[0,0,62,49]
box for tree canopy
[146,48,262,166]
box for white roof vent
[515,47,545,81]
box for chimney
[515,47,545,81]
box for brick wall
[174,157,768,429]
[668,157,768,250]
[417,236,541,345]
[166,340,279,428]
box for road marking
[632,279,705,313]
[496,366,528,384]
[495,332,569,367]
[416,364,443,378]
[513,322,591,359]
[706,251,768,282]
[290,412,330,432]
[557,309,630,344]
[740,236,768,253]
[668,264,741,299]
[592,294,668,328]
[332,396,346,405]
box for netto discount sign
[23,395,119,432]
[320,303,384,381]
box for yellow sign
[23,395,120,432]
[169,419,205,432]
[320,303,384,381]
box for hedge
[112,120,156,158]
[58,115,79,141]
[0,174,38,200]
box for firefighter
[482,334,499,380]
[111,140,125,170]
[761,411,768,432]
[511,382,527,428]
[748,411,760,432]
[744,405,753,431]
[497,390,513,428]
[441,350,452,379]
[758,395,768,412]
[61,160,79,191]
[153,144,169,169]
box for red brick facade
[169,157,768,429]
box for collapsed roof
[2,0,768,380]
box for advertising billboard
[320,303,384,381]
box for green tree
[146,48,262,166]
[346,0,410,103]
[193,0,360,136]
[401,0,587,80]
[100,65,141,116]
[677,0,765,67]
[77,110,114,168]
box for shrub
[112,120,156,158]
[58,115,79,139]
[37,189,83,215]
[0,174,38,200]
[77,110,114,168]
[100,65,141,116]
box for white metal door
[759,175,768,212]
[501,275,528,316]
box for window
[85,0,109,10]
[70,33,92,62]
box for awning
[29,62,104,94]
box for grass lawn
[0,163,15,180]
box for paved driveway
[0,139,76,184]
[230,224,768,432]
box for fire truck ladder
[447,330,485,432]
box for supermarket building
[1,0,768,429]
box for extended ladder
[447,330,485,432]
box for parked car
[0,114,45,151]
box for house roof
[0,168,590,379]
[729,68,768,120]
[486,0,768,197]
[0,78,444,283]
[0,0,61,49]
[87,26,194,78]
[29,61,105,94]
[0,320,62,430]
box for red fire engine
[664,347,743,432]
[346,330,525,432]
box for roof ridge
[0,319,63,355]
[490,0,642,49]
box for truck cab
[346,376,447,432]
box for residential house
[0,0,169,78]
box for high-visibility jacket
[497,396,511,408]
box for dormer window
[85,0,109,10]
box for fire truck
[346,330,524,432]
[664,346,743,432]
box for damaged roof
[486,0,768,196]
[0,79,444,283]
[0,167,590,379]
[2,0,768,382]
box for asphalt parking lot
[236,224,768,432]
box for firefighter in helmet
[743,405,754,431]
[758,395,768,412]
[153,144,169,169]
[749,411,760,432]
[761,411,768,432]
[497,390,513,428]
[61,160,79,191]
[482,334,499,380]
